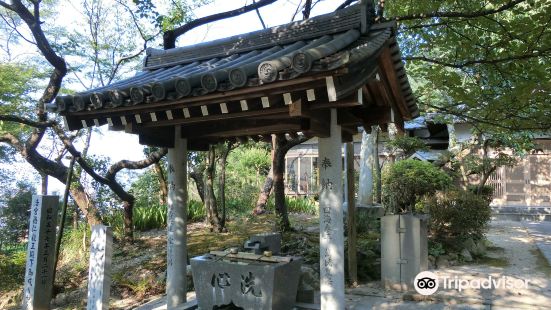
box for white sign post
[22,195,59,310]
[167,126,188,309]
[318,109,345,309]
[87,225,113,310]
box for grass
[0,250,26,292]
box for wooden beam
[142,106,289,128]
[338,110,363,126]
[325,76,337,102]
[289,98,308,117]
[377,47,411,119]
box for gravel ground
[346,220,551,309]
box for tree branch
[0,114,55,128]
[105,148,168,181]
[252,0,267,29]
[164,0,278,48]
[395,0,527,21]
[336,0,357,11]
[405,47,551,68]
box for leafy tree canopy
[386,0,551,135]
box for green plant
[0,250,26,292]
[428,241,446,257]
[387,136,429,158]
[382,159,452,214]
[467,184,494,203]
[267,196,318,215]
[133,204,167,231]
[188,200,206,222]
[421,189,492,242]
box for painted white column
[358,130,374,206]
[318,109,345,310]
[87,225,113,310]
[167,126,188,309]
[22,195,58,310]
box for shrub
[421,189,492,242]
[266,196,318,215]
[188,200,206,222]
[382,159,452,214]
[467,184,494,203]
[0,250,26,292]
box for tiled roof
[49,2,418,119]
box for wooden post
[345,142,358,286]
[22,195,59,310]
[318,109,345,309]
[167,126,188,309]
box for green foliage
[0,250,26,292]
[104,200,205,236]
[224,144,271,212]
[382,159,452,213]
[420,189,492,242]
[0,63,40,138]
[59,225,90,265]
[266,196,318,215]
[188,200,206,221]
[386,0,551,133]
[428,241,446,257]
[131,167,163,210]
[133,204,167,231]
[0,181,35,244]
[387,136,429,158]
[467,184,494,203]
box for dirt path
[347,220,551,309]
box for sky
[4,0,342,195]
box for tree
[383,0,551,134]
[0,0,169,242]
[0,181,35,245]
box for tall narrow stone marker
[358,130,374,206]
[318,109,345,309]
[87,225,113,310]
[22,195,59,310]
[167,126,188,309]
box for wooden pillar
[167,126,188,309]
[345,142,358,286]
[318,109,345,309]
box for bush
[467,184,494,203]
[0,250,26,292]
[421,189,492,242]
[103,200,206,237]
[382,160,452,214]
[266,196,318,215]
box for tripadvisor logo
[413,271,530,295]
[414,271,439,295]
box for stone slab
[22,195,59,310]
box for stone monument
[87,225,113,310]
[22,195,59,310]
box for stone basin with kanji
[190,250,302,310]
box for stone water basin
[191,251,302,310]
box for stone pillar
[318,109,345,309]
[358,129,374,206]
[87,225,113,310]
[22,195,59,310]
[167,126,188,309]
